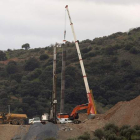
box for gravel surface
[23,122,59,140]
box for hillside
[0,27,140,117]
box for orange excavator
[57,103,92,124]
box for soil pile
[104,95,140,126]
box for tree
[77,132,90,140]
[40,54,49,60]
[26,68,42,81]
[104,123,119,134]
[0,51,7,61]
[22,43,30,50]
[10,73,23,83]
[123,128,136,140]
[120,125,130,132]
[44,138,56,140]
[120,125,136,140]
[129,47,139,54]
[25,58,40,71]
[6,61,18,74]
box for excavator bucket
[88,114,95,119]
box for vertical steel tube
[53,44,57,123]
[49,44,57,122]
[60,43,66,113]
[65,5,96,114]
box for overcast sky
[0,0,140,50]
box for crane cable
[64,9,66,41]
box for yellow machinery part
[90,90,97,114]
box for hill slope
[0,27,140,117]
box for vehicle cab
[57,113,73,124]
[29,117,41,124]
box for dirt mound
[58,96,140,139]
[104,95,140,126]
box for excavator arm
[70,103,92,118]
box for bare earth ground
[0,95,140,140]
[0,124,30,140]
[57,114,106,140]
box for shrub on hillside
[121,128,136,140]
[27,68,42,80]
[129,47,139,54]
[77,132,90,140]
[102,46,117,55]
[10,73,23,83]
[44,138,56,140]
[94,129,104,140]
[134,125,140,131]
[111,56,118,63]
[124,42,133,50]
[24,58,40,71]
[104,123,119,134]
[0,51,7,61]
[81,47,92,53]
[121,60,131,68]
[40,54,49,60]
[6,61,18,74]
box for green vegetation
[67,124,140,140]
[0,51,7,61]
[0,27,140,117]
[67,132,90,140]
[40,54,49,60]
[44,138,56,140]
[22,43,30,50]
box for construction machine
[57,103,92,124]
[64,5,97,116]
[49,6,97,124]
[0,112,27,125]
[56,5,97,124]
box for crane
[65,5,96,115]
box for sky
[0,0,140,50]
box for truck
[29,117,41,124]
[41,113,49,124]
[29,113,49,125]
[0,112,27,125]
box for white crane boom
[65,5,96,114]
